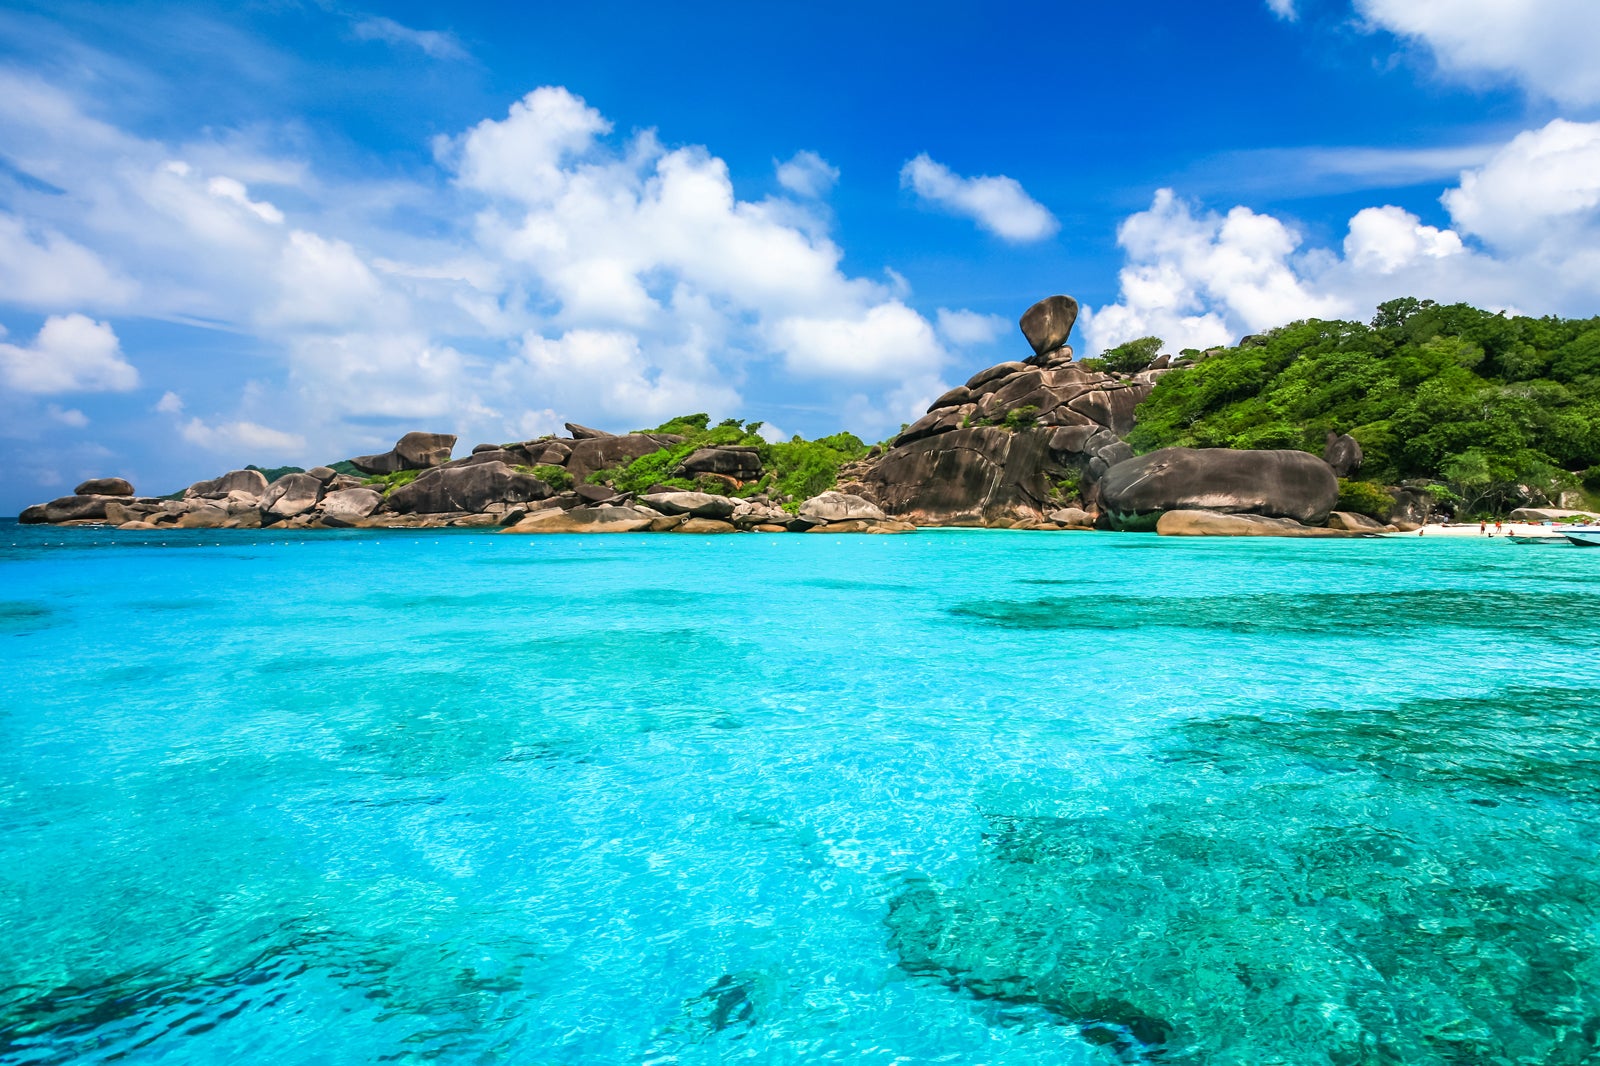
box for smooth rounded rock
[1155,509,1356,538]
[640,491,737,519]
[1019,295,1079,357]
[74,477,133,497]
[1100,448,1339,529]
[798,491,887,524]
[385,462,550,515]
[260,473,325,520]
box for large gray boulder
[566,433,683,481]
[320,487,384,523]
[260,473,326,519]
[1323,431,1363,478]
[40,495,112,522]
[676,446,762,481]
[349,432,457,475]
[866,426,1055,525]
[1155,509,1357,538]
[1099,448,1339,529]
[564,423,612,440]
[1019,295,1079,357]
[384,461,551,514]
[798,491,887,524]
[503,504,655,534]
[1508,506,1600,522]
[74,477,133,496]
[215,469,270,496]
[640,491,736,519]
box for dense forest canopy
[1125,299,1600,514]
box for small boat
[1564,526,1600,547]
[1506,523,1571,544]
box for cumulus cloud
[1343,206,1464,273]
[0,75,994,454]
[767,302,945,378]
[1356,0,1600,106]
[775,151,839,198]
[899,153,1059,243]
[350,16,467,61]
[1086,118,1600,354]
[935,308,1009,346]
[179,417,305,454]
[46,404,88,427]
[1265,0,1298,20]
[155,390,184,413]
[1440,119,1600,250]
[0,314,139,393]
[1083,189,1347,354]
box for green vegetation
[1001,404,1040,430]
[1336,479,1394,521]
[526,464,573,491]
[584,414,869,503]
[327,460,364,477]
[361,469,425,494]
[1098,335,1163,374]
[246,464,304,483]
[1128,299,1600,515]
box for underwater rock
[887,685,1600,1064]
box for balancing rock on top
[74,477,134,497]
[1019,295,1080,357]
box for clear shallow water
[2,522,1598,1064]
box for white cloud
[179,417,305,454]
[155,390,184,413]
[1344,205,1464,273]
[1356,0,1600,106]
[899,153,1059,243]
[350,16,467,61]
[0,74,989,454]
[1083,189,1347,354]
[0,213,137,310]
[1266,0,1297,20]
[269,230,386,329]
[1088,118,1600,354]
[444,86,612,204]
[935,308,1008,347]
[768,302,945,379]
[502,329,739,427]
[46,404,88,427]
[1441,119,1600,250]
[0,314,139,393]
[206,176,284,224]
[775,151,839,198]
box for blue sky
[3,0,1600,512]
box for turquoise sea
[2,522,1598,1064]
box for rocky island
[25,292,1600,538]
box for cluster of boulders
[20,292,1429,540]
[836,295,1418,537]
[502,490,910,535]
[19,426,910,534]
[860,295,1159,528]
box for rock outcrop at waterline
[19,292,1395,538]
[1098,448,1341,530]
[861,296,1160,526]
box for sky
[4,0,1600,512]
